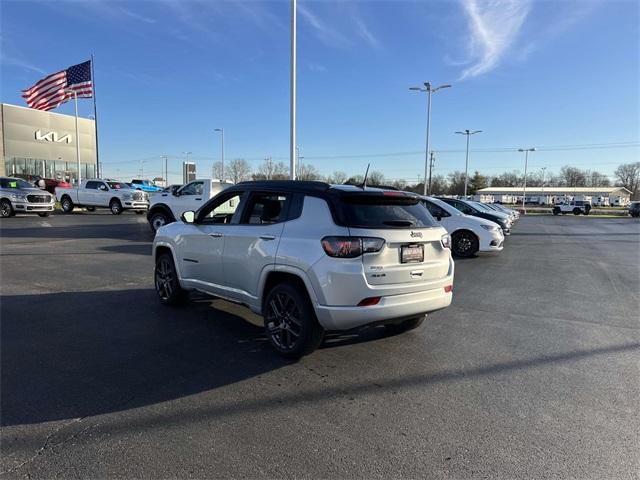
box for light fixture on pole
[64,88,81,186]
[518,147,536,213]
[290,0,297,180]
[455,129,482,198]
[214,128,224,181]
[410,82,451,195]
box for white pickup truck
[147,178,233,232]
[56,179,150,215]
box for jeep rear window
[333,193,437,229]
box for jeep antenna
[361,163,371,189]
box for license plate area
[401,244,424,263]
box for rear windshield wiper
[382,220,414,227]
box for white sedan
[420,196,504,257]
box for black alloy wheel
[154,253,187,305]
[264,283,324,358]
[452,231,479,258]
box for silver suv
[152,181,454,357]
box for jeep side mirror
[181,211,195,223]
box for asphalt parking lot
[1,213,639,479]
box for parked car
[628,201,640,218]
[0,177,55,218]
[420,196,504,257]
[12,174,72,195]
[482,202,519,222]
[552,200,592,215]
[56,179,149,215]
[153,181,454,358]
[130,179,163,193]
[436,197,512,235]
[147,178,233,233]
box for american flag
[22,61,93,111]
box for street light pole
[161,155,168,186]
[540,167,547,203]
[410,82,451,195]
[455,129,483,197]
[290,0,297,180]
[214,128,225,181]
[65,89,81,186]
[518,147,536,213]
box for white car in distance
[420,196,504,257]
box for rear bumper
[314,285,452,331]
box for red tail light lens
[358,296,381,306]
[444,285,453,293]
[321,237,384,258]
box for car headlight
[9,194,27,201]
[481,224,499,231]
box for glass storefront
[5,157,96,185]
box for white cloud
[355,17,380,49]
[298,3,350,48]
[459,0,531,79]
[0,54,45,74]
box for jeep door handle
[195,197,202,201]
[259,235,276,240]
[209,232,223,238]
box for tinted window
[422,200,450,218]
[0,178,32,189]
[242,193,289,224]
[85,181,99,189]
[334,193,437,228]
[180,181,204,196]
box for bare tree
[253,158,289,180]
[614,162,640,199]
[212,161,223,179]
[559,166,587,187]
[368,171,385,186]
[297,163,322,181]
[327,171,348,184]
[226,159,252,184]
[447,171,466,195]
[588,170,611,187]
[490,171,521,187]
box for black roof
[235,180,331,194]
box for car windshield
[1,178,33,189]
[471,201,492,212]
[107,182,131,189]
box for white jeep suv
[153,181,454,357]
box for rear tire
[154,253,188,305]
[452,230,479,258]
[60,196,74,213]
[263,282,324,359]
[109,199,123,215]
[573,208,581,215]
[37,212,50,217]
[385,316,425,335]
[0,199,13,218]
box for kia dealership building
[0,103,97,183]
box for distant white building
[476,186,632,206]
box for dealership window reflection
[5,157,95,184]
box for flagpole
[65,89,81,186]
[90,54,100,178]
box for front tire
[263,282,324,359]
[109,199,123,215]
[154,253,188,305]
[149,211,169,233]
[452,230,479,258]
[60,196,74,213]
[0,199,13,218]
[385,316,425,335]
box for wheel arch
[258,266,319,317]
[148,203,176,222]
[153,242,184,282]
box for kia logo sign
[34,130,72,144]
[410,231,423,238]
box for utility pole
[161,155,168,186]
[455,129,483,198]
[427,151,435,196]
[518,147,536,213]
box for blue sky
[1,0,638,184]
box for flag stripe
[22,78,67,102]
[21,70,65,94]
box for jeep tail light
[358,296,381,306]
[321,236,385,258]
[441,234,451,249]
[444,285,453,293]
